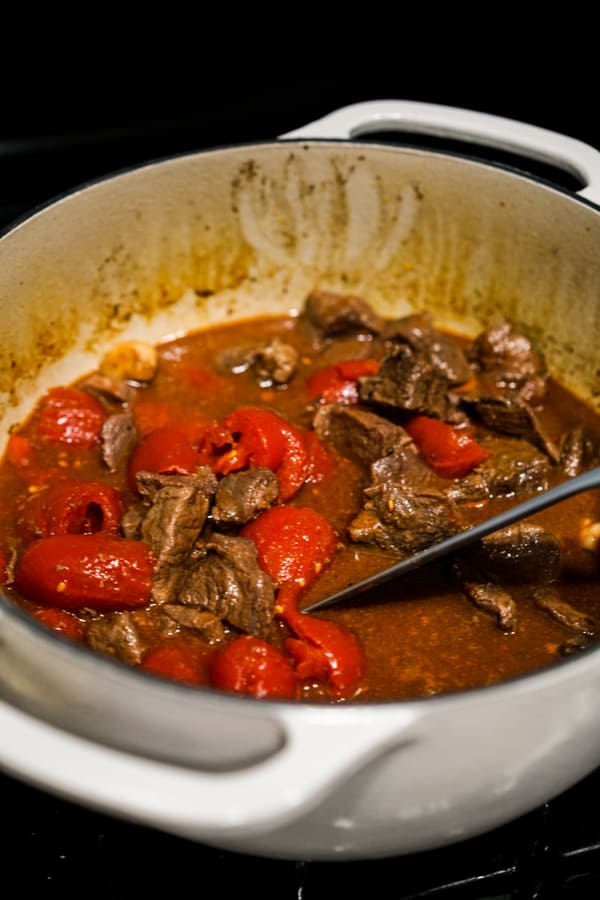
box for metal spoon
[301,466,600,613]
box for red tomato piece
[214,407,309,501]
[285,614,366,699]
[0,547,7,584]
[303,431,337,484]
[141,639,215,686]
[17,479,123,541]
[14,533,155,612]
[404,415,491,478]
[241,505,338,593]
[36,386,107,447]
[33,607,85,641]
[307,359,381,405]
[209,635,297,699]
[128,426,197,491]
[275,418,309,501]
[219,407,287,474]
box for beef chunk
[557,634,595,655]
[161,604,226,641]
[532,586,596,635]
[304,290,385,336]
[447,437,550,502]
[101,412,139,473]
[358,344,453,419]
[452,558,518,632]
[369,440,442,493]
[218,337,298,386]
[467,320,548,403]
[461,392,559,461]
[85,608,168,664]
[313,404,412,468]
[78,372,136,405]
[134,469,218,603]
[466,524,561,584]
[383,312,472,386]
[211,468,279,525]
[176,534,275,639]
[349,482,460,554]
[559,426,600,477]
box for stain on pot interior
[1,140,600,434]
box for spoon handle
[302,466,600,613]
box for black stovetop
[3,19,600,898]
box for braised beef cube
[212,468,280,525]
[135,468,218,604]
[447,437,550,502]
[177,533,275,639]
[369,441,442,493]
[452,558,518,632]
[218,337,298,386]
[78,372,136,406]
[466,524,561,583]
[358,344,452,419]
[101,411,139,473]
[461,392,559,460]
[557,634,594,655]
[86,610,150,665]
[559,425,600,477]
[313,403,412,468]
[532,585,596,635]
[349,483,460,554]
[383,312,472,386]
[467,320,548,403]
[120,503,145,539]
[304,290,385,336]
[161,604,226,641]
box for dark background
[2,7,600,898]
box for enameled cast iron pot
[1,101,600,861]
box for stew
[1,290,599,703]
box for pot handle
[280,100,600,205]
[0,699,418,835]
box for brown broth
[1,312,600,703]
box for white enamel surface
[1,103,600,858]
[281,99,600,204]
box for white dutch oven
[1,100,600,861]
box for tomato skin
[14,533,155,612]
[128,426,197,491]
[209,635,297,699]
[307,359,381,405]
[141,639,215,686]
[275,418,309,501]
[210,407,309,501]
[303,431,337,484]
[33,607,85,641]
[241,506,338,593]
[404,415,491,478]
[17,480,123,541]
[219,407,287,474]
[36,386,107,446]
[285,613,366,699]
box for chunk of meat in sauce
[176,532,275,640]
[304,290,385,336]
[382,311,472,386]
[466,320,548,404]
[132,469,218,604]
[211,467,280,526]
